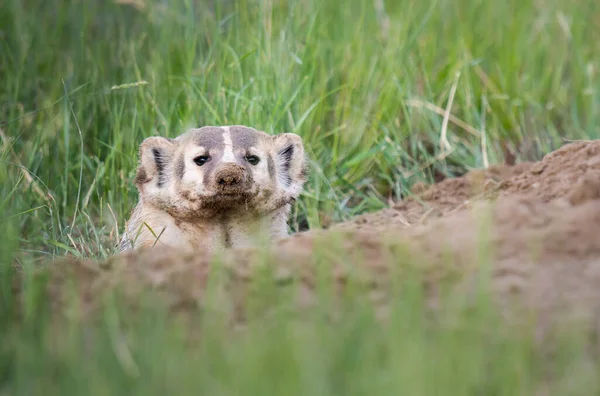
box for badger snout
[218,174,242,186]
[213,164,251,193]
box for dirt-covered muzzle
[211,163,253,194]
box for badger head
[134,125,308,220]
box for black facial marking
[278,144,294,186]
[175,155,185,180]
[230,126,259,148]
[202,159,218,186]
[152,148,168,188]
[267,153,275,179]
[192,127,225,150]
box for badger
[119,125,308,253]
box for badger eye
[245,155,260,165]
[194,155,210,166]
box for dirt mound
[339,140,600,230]
[337,162,533,230]
[408,196,600,327]
[20,140,600,335]
[499,141,600,203]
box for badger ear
[134,136,177,189]
[272,133,308,197]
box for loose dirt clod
[20,140,600,336]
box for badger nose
[218,174,242,186]
[214,164,248,191]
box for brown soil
[335,161,534,230]
[21,140,600,335]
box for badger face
[134,125,307,220]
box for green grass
[1,0,600,394]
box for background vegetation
[1,0,599,394]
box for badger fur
[119,125,308,253]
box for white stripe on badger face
[221,126,236,163]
